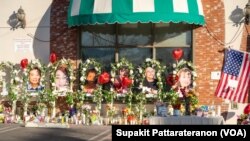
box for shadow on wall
[31,5,51,64]
[229,6,245,26]
[221,111,235,122]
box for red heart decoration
[122,77,132,87]
[20,58,28,69]
[172,48,183,60]
[244,104,250,114]
[98,72,110,84]
[49,53,57,63]
[166,74,179,86]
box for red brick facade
[50,0,249,113]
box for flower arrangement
[79,58,104,117]
[48,58,75,94]
[22,59,46,89]
[0,62,20,101]
[167,59,197,88]
[79,58,102,99]
[237,104,250,125]
[237,114,249,125]
[135,58,166,101]
[79,58,102,86]
[110,58,134,108]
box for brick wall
[194,0,226,108]
[50,0,78,61]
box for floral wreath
[166,59,198,112]
[170,59,197,88]
[48,58,75,92]
[22,59,46,92]
[1,62,21,101]
[79,58,102,100]
[109,58,134,108]
[79,58,102,86]
[110,58,134,93]
[79,58,103,114]
[136,58,166,101]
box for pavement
[0,123,112,141]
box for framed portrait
[55,65,70,94]
[79,59,102,97]
[50,58,75,97]
[25,60,46,94]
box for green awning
[67,0,205,27]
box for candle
[217,105,221,116]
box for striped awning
[67,0,205,27]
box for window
[81,23,192,69]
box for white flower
[14,77,20,81]
[111,71,115,77]
[0,72,6,76]
[94,67,98,71]
[193,72,197,77]
[51,83,56,86]
[156,72,161,77]
[110,87,114,92]
[139,83,143,89]
[172,63,176,68]
[14,70,19,74]
[70,76,75,80]
[130,70,133,75]
[145,58,151,62]
[80,76,84,82]
[82,68,86,71]
[86,59,90,64]
[193,82,196,87]
[111,78,114,82]
[173,70,177,75]
[138,68,142,73]
[117,63,120,67]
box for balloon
[20,58,28,69]
[50,53,57,63]
[166,74,179,86]
[244,104,250,115]
[172,48,183,60]
[98,72,110,84]
[122,77,132,87]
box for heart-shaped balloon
[166,74,179,86]
[50,53,57,63]
[172,48,183,60]
[244,104,250,114]
[98,72,110,84]
[122,77,132,87]
[20,58,28,69]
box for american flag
[215,49,250,103]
